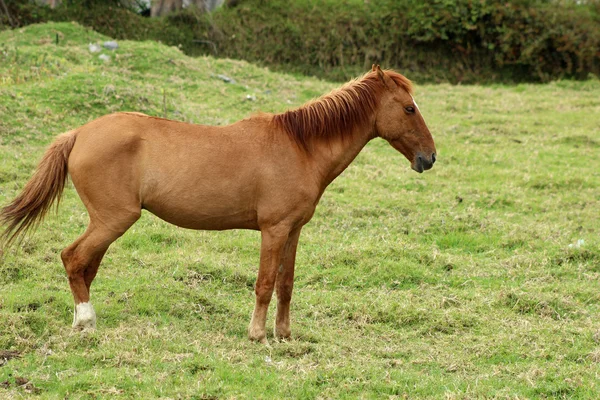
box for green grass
[1,22,600,399]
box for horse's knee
[61,247,87,278]
[60,246,73,266]
[61,247,81,276]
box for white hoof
[72,302,96,331]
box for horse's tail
[1,130,78,247]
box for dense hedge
[195,0,600,82]
[0,1,193,45]
[3,0,600,83]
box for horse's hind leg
[84,249,107,292]
[61,214,139,330]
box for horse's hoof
[274,327,291,341]
[72,320,96,331]
[248,330,269,345]
[249,337,270,346]
[72,302,97,331]
[248,333,268,344]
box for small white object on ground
[215,74,236,84]
[88,43,101,53]
[568,239,585,249]
[103,41,119,50]
[99,54,111,62]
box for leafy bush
[195,0,600,82]
[3,0,600,82]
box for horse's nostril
[432,153,436,164]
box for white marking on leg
[72,302,96,330]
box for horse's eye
[405,106,415,114]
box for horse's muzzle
[412,152,436,173]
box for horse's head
[372,65,436,173]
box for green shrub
[3,0,599,83]
[195,0,600,82]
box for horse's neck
[309,124,375,190]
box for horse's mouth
[412,153,435,173]
[411,163,424,173]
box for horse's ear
[373,65,395,90]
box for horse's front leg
[274,227,302,340]
[249,226,290,344]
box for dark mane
[272,70,412,149]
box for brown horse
[0,65,435,343]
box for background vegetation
[1,22,600,398]
[2,0,600,83]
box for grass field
[1,22,600,399]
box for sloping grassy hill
[1,22,600,399]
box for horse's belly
[143,201,259,231]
